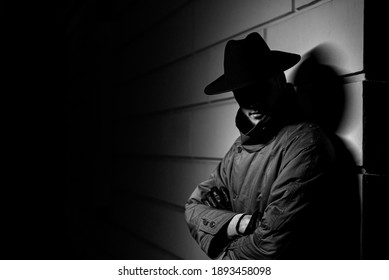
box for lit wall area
[65,0,389,260]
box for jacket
[185,104,345,259]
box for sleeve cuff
[198,210,236,235]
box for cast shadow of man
[290,44,361,259]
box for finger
[210,187,224,208]
[201,198,212,207]
[220,186,232,210]
[204,191,218,208]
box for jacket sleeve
[224,128,335,259]
[184,145,237,259]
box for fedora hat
[204,32,301,95]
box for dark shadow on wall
[291,44,361,259]
[292,44,346,133]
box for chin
[250,118,261,125]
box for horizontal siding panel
[117,53,210,116]
[295,0,322,8]
[116,101,240,158]
[267,0,363,77]
[117,2,194,81]
[94,219,180,259]
[119,0,191,39]
[194,0,292,50]
[189,102,240,157]
[116,110,192,156]
[114,158,219,207]
[111,195,209,259]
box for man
[185,32,359,259]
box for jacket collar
[236,108,280,148]
[235,86,301,149]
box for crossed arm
[185,129,334,259]
[200,186,258,239]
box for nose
[247,102,260,109]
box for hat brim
[204,51,301,95]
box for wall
[63,0,386,260]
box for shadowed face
[233,75,284,125]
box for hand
[201,186,232,210]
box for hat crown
[204,32,300,95]
[224,33,271,86]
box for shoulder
[276,122,336,176]
[277,122,334,157]
[281,122,327,145]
